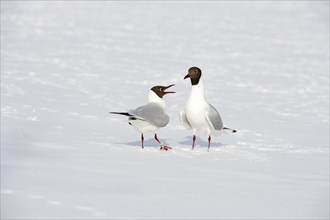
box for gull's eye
[159,88,163,91]
[195,70,198,73]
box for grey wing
[205,104,223,131]
[179,109,192,130]
[129,103,169,127]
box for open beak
[184,73,190,80]
[164,84,175,94]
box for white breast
[184,77,212,135]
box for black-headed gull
[180,67,236,151]
[110,84,175,151]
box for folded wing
[179,109,192,130]
[129,103,169,128]
[205,104,223,133]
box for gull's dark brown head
[151,84,175,98]
[184,67,202,85]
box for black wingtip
[109,112,132,116]
[223,127,237,133]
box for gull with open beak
[111,84,175,151]
[180,67,236,151]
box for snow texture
[1,1,329,219]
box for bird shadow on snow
[117,137,224,149]
[179,136,223,149]
[118,138,170,149]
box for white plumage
[111,84,175,150]
[180,67,236,151]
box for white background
[1,1,329,219]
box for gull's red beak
[164,84,175,94]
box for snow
[1,1,329,219]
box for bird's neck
[148,90,166,109]
[190,76,206,100]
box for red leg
[154,133,161,144]
[192,135,196,150]
[141,134,144,149]
[208,135,211,152]
[155,133,171,151]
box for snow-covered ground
[1,1,329,219]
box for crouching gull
[110,84,175,151]
[180,67,236,151]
